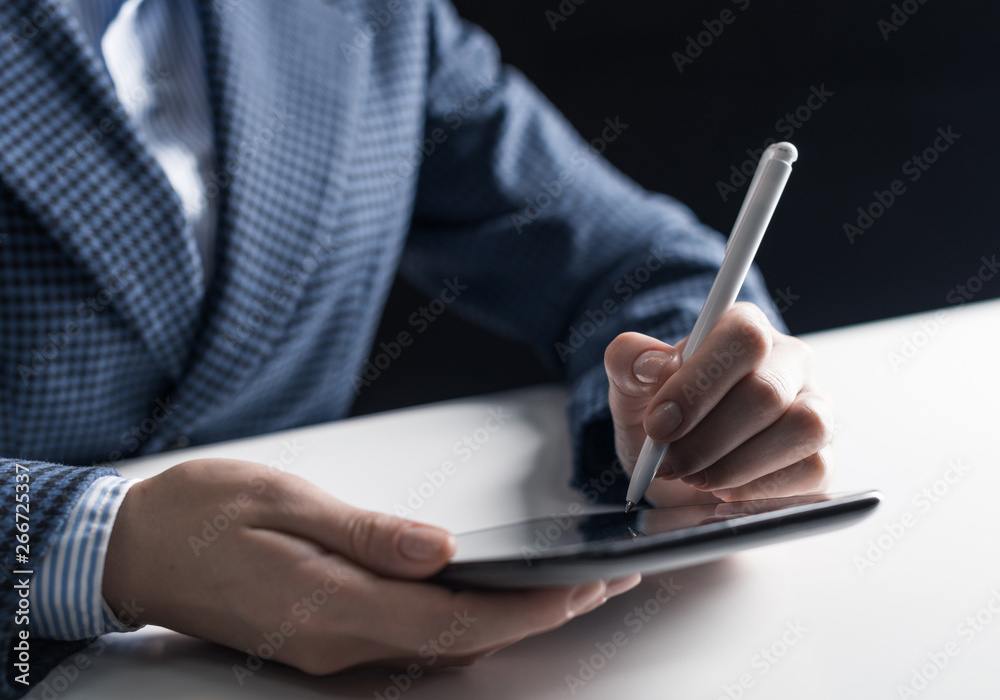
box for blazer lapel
[161,1,365,436]
[0,0,204,381]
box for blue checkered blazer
[0,0,778,694]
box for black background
[352,1,998,416]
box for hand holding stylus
[603,144,835,510]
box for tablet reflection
[453,493,838,562]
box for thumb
[604,332,681,408]
[604,332,682,471]
[324,505,457,579]
[262,479,457,579]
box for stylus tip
[624,501,634,514]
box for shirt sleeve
[402,0,786,502]
[29,476,143,640]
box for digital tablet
[432,491,881,588]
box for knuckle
[788,398,834,448]
[792,335,816,365]
[754,466,797,499]
[344,512,383,562]
[796,456,829,494]
[743,370,793,418]
[604,332,639,368]
[804,450,835,492]
[731,312,771,363]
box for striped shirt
[31,0,214,640]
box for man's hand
[102,459,639,673]
[604,302,834,506]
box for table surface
[29,300,1000,699]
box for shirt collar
[66,0,132,53]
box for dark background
[352,0,998,416]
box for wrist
[101,478,152,628]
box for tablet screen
[436,491,881,588]
[452,492,850,563]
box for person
[0,0,833,695]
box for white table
[30,300,1000,699]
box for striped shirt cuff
[30,475,142,640]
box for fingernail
[713,489,734,501]
[633,350,672,384]
[605,574,642,598]
[681,472,707,488]
[645,401,683,440]
[567,581,607,618]
[399,525,453,561]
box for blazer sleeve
[401,0,786,502]
[1,459,119,699]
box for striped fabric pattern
[28,477,139,639]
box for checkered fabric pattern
[0,0,779,695]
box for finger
[679,389,834,493]
[710,447,836,502]
[643,303,774,443]
[605,332,681,406]
[604,332,681,468]
[658,338,812,480]
[347,579,610,660]
[255,478,456,579]
[605,573,642,598]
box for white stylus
[624,142,798,513]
